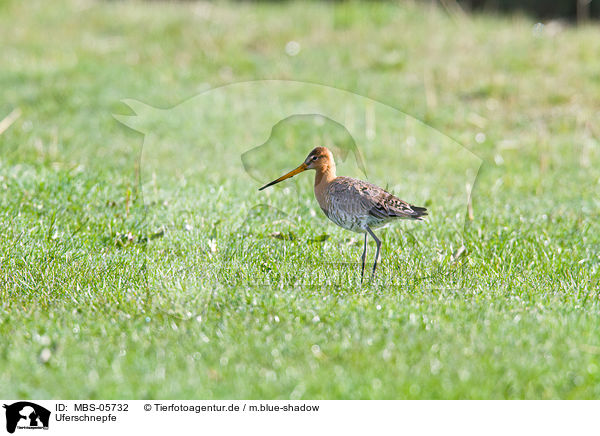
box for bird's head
[303,146,334,171]
[259,146,335,190]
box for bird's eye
[312,155,319,161]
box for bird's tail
[410,205,428,220]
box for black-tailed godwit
[259,146,427,280]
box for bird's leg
[365,226,381,278]
[360,231,368,283]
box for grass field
[1,0,599,399]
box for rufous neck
[314,164,336,188]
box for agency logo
[3,402,50,434]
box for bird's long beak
[258,163,307,191]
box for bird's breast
[323,204,370,233]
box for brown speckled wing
[327,177,427,224]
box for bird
[259,146,428,281]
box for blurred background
[457,0,599,21]
[2,0,598,206]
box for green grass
[1,0,599,399]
